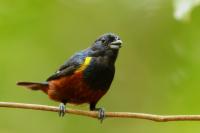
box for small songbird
[17,33,122,121]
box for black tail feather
[17,82,49,91]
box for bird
[17,33,122,121]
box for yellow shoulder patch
[84,57,92,66]
[75,57,92,73]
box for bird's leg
[58,102,66,117]
[90,103,105,123]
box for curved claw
[97,108,105,123]
[58,103,66,117]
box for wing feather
[46,52,86,81]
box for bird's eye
[101,39,106,44]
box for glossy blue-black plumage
[47,33,121,89]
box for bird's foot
[58,103,66,117]
[96,108,105,123]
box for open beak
[109,40,123,50]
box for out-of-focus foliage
[174,0,200,21]
[0,0,200,133]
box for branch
[1,102,200,122]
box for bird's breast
[83,59,115,90]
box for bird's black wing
[46,52,86,81]
[46,65,78,81]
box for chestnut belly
[47,72,107,104]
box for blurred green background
[0,0,200,132]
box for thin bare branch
[0,102,200,122]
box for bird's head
[92,33,122,51]
[90,33,122,63]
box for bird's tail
[17,81,49,91]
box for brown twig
[0,102,200,122]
